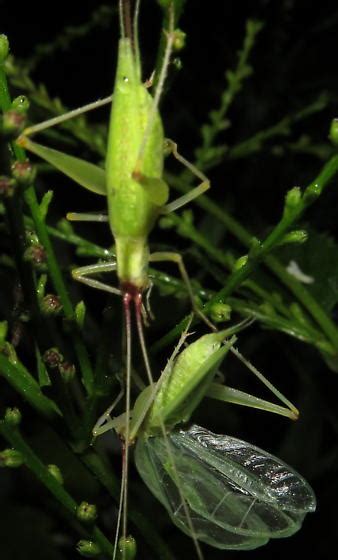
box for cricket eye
[122,76,129,83]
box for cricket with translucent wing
[96,320,316,557]
[14,0,316,557]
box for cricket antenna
[135,1,175,170]
[119,0,133,40]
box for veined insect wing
[135,424,316,550]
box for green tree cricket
[98,322,315,557]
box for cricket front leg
[149,251,216,330]
[20,95,113,138]
[92,388,125,437]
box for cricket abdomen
[106,38,165,241]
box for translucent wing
[134,424,316,550]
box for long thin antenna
[133,0,142,72]
[119,0,125,37]
[121,293,132,558]
[134,299,204,560]
[135,2,175,170]
[112,460,126,559]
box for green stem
[0,422,115,558]
[83,450,176,560]
[0,60,95,397]
[162,155,338,351]
[0,353,61,418]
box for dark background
[1,1,338,559]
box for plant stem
[0,61,95,397]
[83,449,176,560]
[0,353,61,418]
[161,155,338,351]
[0,421,115,558]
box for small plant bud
[47,464,64,484]
[303,182,321,205]
[4,407,22,426]
[234,255,248,271]
[11,160,35,185]
[329,118,338,146]
[23,244,46,268]
[0,175,15,197]
[280,230,308,245]
[173,29,186,51]
[43,347,64,369]
[118,536,137,560]
[11,95,30,114]
[25,228,40,246]
[284,187,302,216]
[248,237,262,258]
[2,109,26,137]
[59,361,76,383]
[0,448,23,468]
[209,302,231,323]
[75,300,86,329]
[40,294,63,316]
[0,35,9,63]
[76,540,101,557]
[77,501,97,524]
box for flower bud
[173,29,186,51]
[234,255,248,271]
[329,118,338,146]
[59,361,76,383]
[40,294,63,316]
[11,160,35,186]
[76,540,101,557]
[283,187,302,217]
[43,347,64,369]
[0,35,9,63]
[0,448,23,468]
[2,109,26,137]
[209,302,231,323]
[4,407,22,426]
[11,95,29,114]
[23,244,46,268]
[118,536,137,560]
[76,501,97,524]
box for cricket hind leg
[149,251,216,331]
[72,261,121,296]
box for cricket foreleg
[72,261,121,296]
[67,212,108,223]
[149,251,216,330]
[22,95,113,138]
[161,139,210,214]
[92,388,125,437]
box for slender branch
[158,155,338,351]
[0,63,95,397]
[0,421,115,558]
